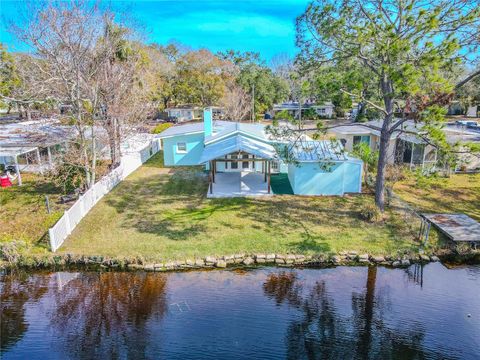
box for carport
[199,134,277,198]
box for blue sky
[0,0,311,62]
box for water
[1,263,479,360]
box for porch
[200,134,276,198]
[207,171,272,198]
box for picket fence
[48,137,161,252]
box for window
[271,161,279,172]
[242,154,250,169]
[353,135,370,146]
[230,154,238,169]
[176,142,187,153]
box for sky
[0,0,311,62]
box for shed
[285,140,363,195]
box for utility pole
[298,97,302,130]
[251,83,255,122]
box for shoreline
[1,249,479,272]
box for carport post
[47,146,53,166]
[264,160,267,182]
[209,161,213,194]
[267,160,271,194]
[212,160,216,183]
[36,148,43,174]
[14,155,22,186]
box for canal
[1,263,479,359]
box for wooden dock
[420,213,480,244]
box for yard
[393,172,480,221]
[59,152,423,262]
[0,173,66,249]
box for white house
[165,105,203,122]
[272,102,335,119]
[328,120,480,171]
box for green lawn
[393,172,480,221]
[59,152,423,262]
[0,173,65,249]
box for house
[272,102,335,119]
[165,105,203,122]
[328,120,480,171]
[0,119,76,184]
[157,109,363,197]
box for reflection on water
[1,263,479,360]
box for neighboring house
[328,120,480,171]
[208,106,225,120]
[157,109,363,197]
[0,120,76,184]
[272,102,335,119]
[165,105,203,122]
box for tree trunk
[375,79,395,211]
[356,266,377,359]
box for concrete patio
[207,172,273,198]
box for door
[225,153,254,172]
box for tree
[94,21,153,166]
[297,0,480,210]
[236,63,289,119]
[10,0,105,187]
[0,46,50,118]
[144,44,181,110]
[352,142,379,186]
[220,81,251,121]
[174,49,234,106]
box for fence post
[65,211,72,235]
[48,228,56,252]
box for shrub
[274,110,294,121]
[414,168,446,189]
[151,122,173,134]
[359,203,382,223]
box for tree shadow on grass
[101,166,415,247]
[103,168,247,240]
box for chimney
[204,108,212,137]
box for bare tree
[93,20,154,166]
[220,81,251,121]
[10,0,105,187]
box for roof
[0,146,37,157]
[204,122,269,144]
[273,102,334,111]
[165,105,202,111]
[0,119,75,148]
[329,124,380,136]
[156,121,205,138]
[199,134,276,163]
[156,120,270,143]
[288,139,349,162]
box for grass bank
[393,172,480,221]
[57,152,425,262]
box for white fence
[48,137,161,252]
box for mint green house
[157,109,362,197]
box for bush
[414,168,446,189]
[151,123,173,134]
[359,203,382,222]
[274,110,294,121]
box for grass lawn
[0,173,66,250]
[393,172,480,221]
[59,152,424,262]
